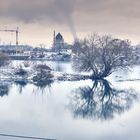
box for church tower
[52,31,64,53]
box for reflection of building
[53,31,64,52]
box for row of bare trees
[73,34,140,79]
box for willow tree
[73,34,137,79]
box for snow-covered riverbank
[0,63,90,87]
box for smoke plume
[0,0,77,40]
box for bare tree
[73,34,137,79]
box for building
[0,45,33,54]
[55,33,64,47]
[53,31,64,53]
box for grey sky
[0,0,140,46]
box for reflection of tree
[69,80,138,120]
[15,80,27,94]
[15,79,53,95]
[34,79,53,88]
[0,83,9,97]
[33,79,53,94]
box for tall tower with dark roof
[53,32,64,52]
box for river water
[0,61,140,140]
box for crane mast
[0,27,19,46]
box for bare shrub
[33,64,53,86]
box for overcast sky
[0,0,140,47]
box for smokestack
[53,30,56,47]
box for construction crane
[0,27,19,46]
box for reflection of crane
[0,27,19,46]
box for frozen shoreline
[0,66,90,87]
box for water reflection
[69,79,138,120]
[32,79,53,95]
[33,79,53,88]
[55,61,64,72]
[14,79,54,94]
[0,83,10,97]
[15,80,28,94]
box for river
[0,60,140,140]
